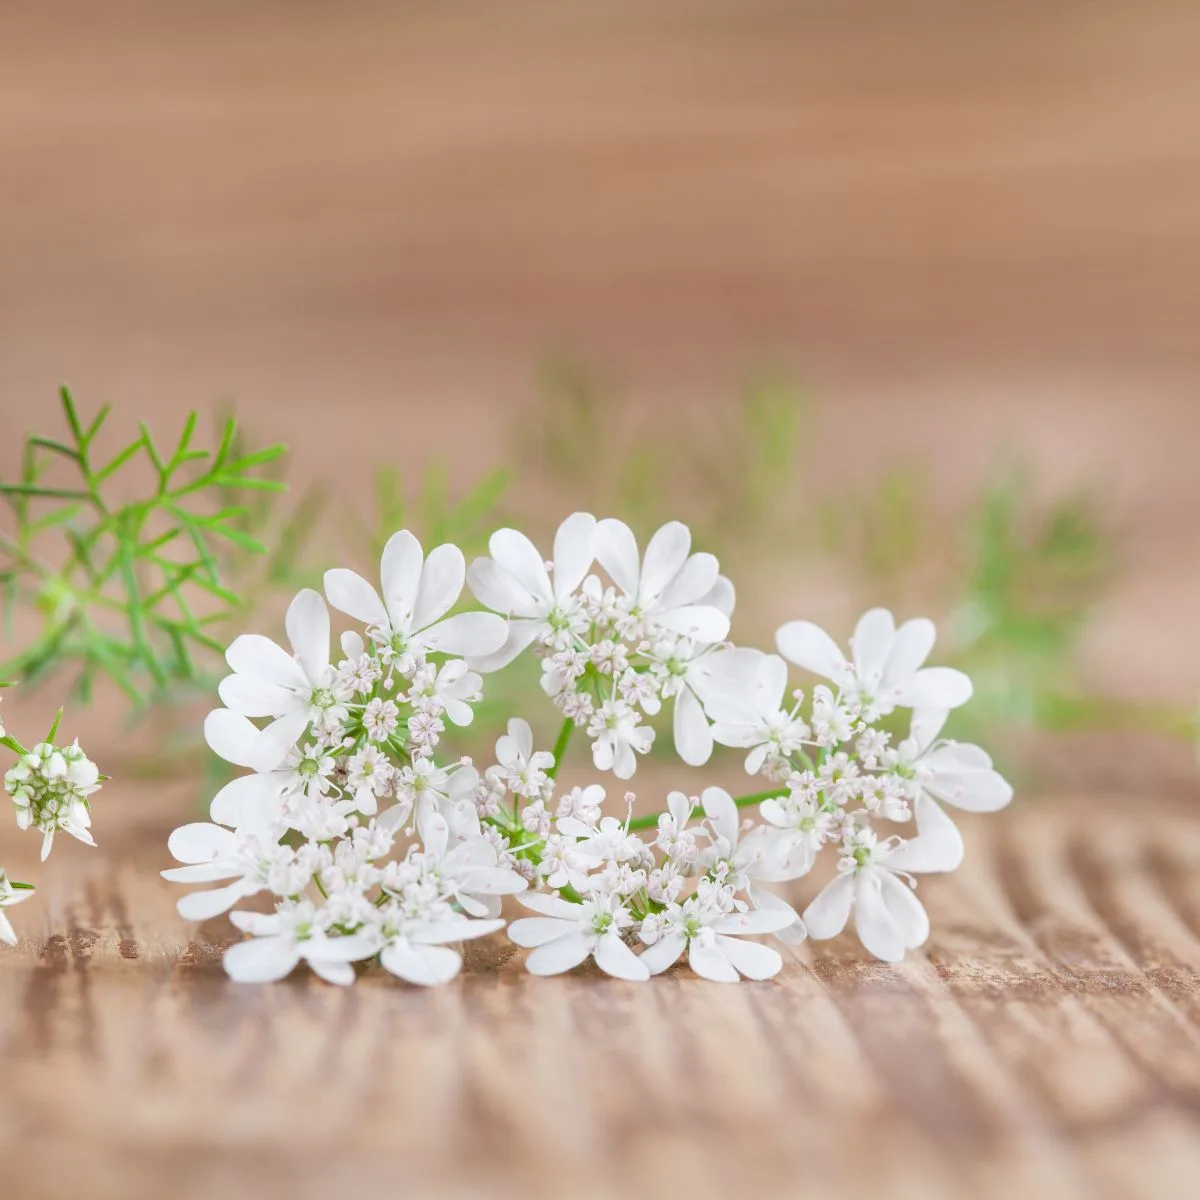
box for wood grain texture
[2,792,1199,1199]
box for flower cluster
[0,698,103,946]
[467,514,748,776]
[166,514,1013,986]
[163,534,527,984]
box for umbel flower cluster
[164,514,1013,985]
[0,698,103,946]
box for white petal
[525,931,593,976]
[413,918,506,945]
[167,822,239,863]
[323,568,388,627]
[909,708,949,754]
[551,512,597,599]
[413,543,466,630]
[515,891,581,919]
[487,528,553,603]
[508,918,573,949]
[674,687,714,766]
[882,617,936,688]
[422,812,450,859]
[775,621,847,681]
[466,556,543,618]
[714,934,783,980]
[697,573,735,617]
[653,604,730,643]
[225,634,307,690]
[306,933,378,963]
[593,931,650,981]
[747,884,807,944]
[854,872,906,962]
[209,772,281,827]
[657,550,718,611]
[851,608,895,685]
[466,619,540,673]
[885,795,965,872]
[802,873,855,940]
[161,863,242,884]
[341,630,365,659]
[687,939,740,983]
[0,912,16,946]
[461,867,527,896]
[203,709,260,767]
[381,941,462,986]
[509,717,534,760]
[380,530,425,629]
[285,589,330,683]
[418,611,506,658]
[177,882,251,921]
[925,765,1013,813]
[712,907,795,936]
[594,519,641,596]
[248,710,310,772]
[928,741,993,771]
[894,667,973,710]
[223,936,299,983]
[640,522,692,604]
[878,870,930,951]
[307,958,356,986]
[638,931,687,975]
[701,786,738,848]
[217,674,293,718]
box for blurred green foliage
[0,388,286,705]
[6,370,1194,794]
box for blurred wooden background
[1,2,1199,1196]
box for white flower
[587,698,655,779]
[324,529,507,669]
[388,758,481,842]
[224,902,376,985]
[647,641,761,767]
[638,896,794,982]
[0,872,34,946]
[161,813,293,920]
[776,608,972,720]
[6,740,101,860]
[892,709,1014,817]
[697,787,807,942]
[375,909,505,986]
[708,652,812,773]
[555,783,605,825]
[410,660,483,726]
[345,745,394,816]
[466,511,597,670]
[593,519,732,643]
[801,799,963,962]
[747,788,837,883]
[217,589,347,771]
[490,718,555,798]
[508,891,649,980]
[362,697,400,741]
[415,812,528,918]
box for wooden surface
[2,790,1200,1198]
[2,3,1200,1195]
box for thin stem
[627,787,787,831]
[547,717,575,780]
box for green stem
[627,787,787,832]
[547,717,575,780]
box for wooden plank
[1,793,1198,1198]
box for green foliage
[0,387,286,705]
[349,460,511,564]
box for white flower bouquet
[164,513,1012,985]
